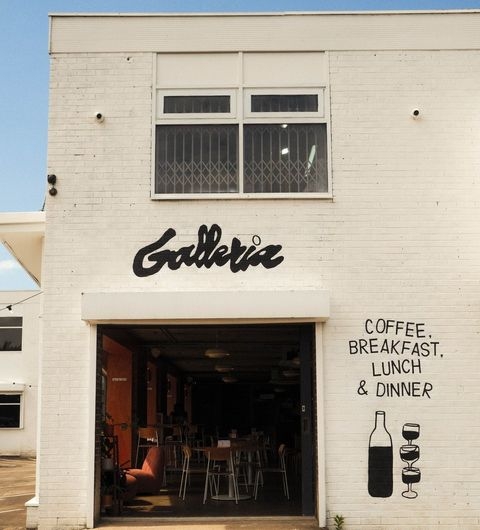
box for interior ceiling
[103,323,306,385]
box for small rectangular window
[164,95,231,114]
[0,393,21,428]
[0,317,22,351]
[251,94,318,113]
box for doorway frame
[83,290,329,527]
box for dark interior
[98,322,315,518]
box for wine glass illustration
[402,423,420,444]
[400,423,420,499]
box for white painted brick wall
[39,48,480,529]
[0,291,41,457]
[323,50,480,530]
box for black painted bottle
[368,410,393,497]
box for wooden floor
[114,468,303,519]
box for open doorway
[97,322,316,519]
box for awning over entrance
[0,212,45,286]
[81,290,330,323]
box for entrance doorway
[97,322,316,519]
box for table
[198,446,251,501]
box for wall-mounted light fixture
[47,174,57,196]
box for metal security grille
[164,96,230,114]
[251,94,318,113]
[243,123,328,193]
[156,125,238,194]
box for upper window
[164,95,230,114]
[154,52,330,198]
[251,94,318,113]
[0,317,22,351]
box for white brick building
[0,290,41,457]
[6,10,480,530]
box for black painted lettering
[349,340,359,354]
[416,322,426,338]
[132,224,284,276]
[132,228,177,277]
[422,382,433,398]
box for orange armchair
[126,446,165,495]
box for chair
[253,443,289,500]
[231,439,258,492]
[135,426,159,467]
[126,446,165,495]
[178,445,207,500]
[203,447,239,504]
[164,431,184,485]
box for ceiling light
[214,365,234,373]
[205,348,230,359]
[281,147,289,155]
[150,347,162,359]
[221,375,237,383]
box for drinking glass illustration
[401,465,421,499]
[400,423,421,499]
[402,423,419,444]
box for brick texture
[39,49,480,529]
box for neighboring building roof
[0,212,45,286]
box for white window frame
[0,316,23,352]
[152,57,332,200]
[156,89,237,121]
[0,390,24,429]
[244,88,325,119]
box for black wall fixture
[47,174,57,196]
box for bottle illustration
[368,410,393,497]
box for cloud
[0,259,20,273]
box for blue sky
[1,0,479,290]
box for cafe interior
[98,322,316,518]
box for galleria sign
[133,224,284,276]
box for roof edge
[48,10,480,17]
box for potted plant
[100,483,114,510]
[101,435,115,470]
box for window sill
[151,192,333,201]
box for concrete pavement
[0,457,322,530]
[0,456,36,530]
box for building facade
[0,290,41,457]
[24,10,480,529]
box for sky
[0,0,479,291]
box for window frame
[0,316,23,352]
[156,89,238,120]
[152,86,332,200]
[0,391,23,429]
[244,88,325,119]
